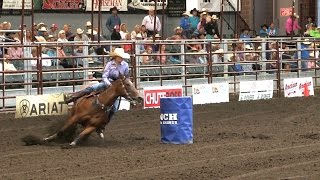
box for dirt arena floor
[1,97,320,180]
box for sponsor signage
[280,7,293,17]
[86,0,128,11]
[192,83,229,104]
[160,113,178,125]
[284,77,314,97]
[143,86,183,109]
[239,80,273,101]
[128,0,167,10]
[15,93,68,118]
[42,0,85,10]
[2,0,32,9]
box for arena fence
[1,37,320,111]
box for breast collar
[94,94,113,112]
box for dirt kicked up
[1,96,320,179]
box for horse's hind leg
[70,126,96,146]
[43,115,78,142]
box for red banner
[42,0,84,10]
[143,87,183,109]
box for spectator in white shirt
[142,8,161,37]
[31,48,52,67]
[119,23,129,40]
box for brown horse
[43,76,142,147]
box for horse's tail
[21,135,45,146]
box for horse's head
[122,77,143,106]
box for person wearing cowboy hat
[180,11,192,38]
[204,15,220,39]
[189,8,200,33]
[48,24,58,40]
[285,13,301,36]
[64,47,131,132]
[106,6,122,38]
[198,11,208,29]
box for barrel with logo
[160,97,193,144]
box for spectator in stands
[306,16,314,29]
[57,30,68,42]
[228,54,243,75]
[119,23,129,40]
[189,8,200,33]
[187,34,202,51]
[140,25,148,39]
[141,45,155,65]
[87,29,98,41]
[142,7,161,37]
[169,27,185,40]
[180,11,191,38]
[135,33,145,53]
[267,22,277,37]
[81,71,99,89]
[63,24,74,41]
[212,48,224,75]
[285,13,301,36]
[204,15,220,39]
[25,30,32,42]
[156,44,166,64]
[111,25,121,40]
[74,28,89,65]
[30,48,52,67]
[1,54,17,71]
[48,24,58,40]
[122,33,132,53]
[2,21,10,30]
[198,12,207,29]
[106,7,121,37]
[309,25,320,38]
[240,29,250,41]
[259,24,268,38]
[294,40,310,71]
[185,47,201,64]
[131,25,141,40]
[243,52,254,74]
[5,32,18,42]
[38,26,48,39]
[85,21,92,31]
[74,28,89,42]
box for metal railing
[0,37,319,111]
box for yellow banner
[15,93,68,118]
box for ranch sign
[15,93,68,118]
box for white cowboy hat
[212,15,219,20]
[86,29,97,35]
[200,12,207,16]
[174,26,183,31]
[39,26,47,32]
[35,36,46,42]
[109,48,130,59]
[201,8,208,12]
[86,21,92,27]
[58,30,65,34]
[88,71,95,75]
[182,11,191,16]
[155,34,161,38]
[302,39,311,45]
[77,28,84,34]
[245,44,253,50]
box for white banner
[86,0,128,11]
[15,93,68,118]
[200,0,241,12]
[239,80,274,101]
[284,77,314,97]
[128,0,167,10]
[192,83,229,105]
[2,0,32,9]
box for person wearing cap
[106,6,122,37]
[142,7,162,37]
[189,8,200,33]
[64,48,131,133]
[180,11,191,38]
[48,24,58,40]
[285,13,301,36]
[204,15,220,39]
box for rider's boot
[64,90,90,104]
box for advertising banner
[15,93,68,118]
[239,80,274,101]
[284,77,314,97]
[143,86,183,109]
[42,0,85,10]
[2,0,32,9]
[192,83,229,105]
[86,0,128,11]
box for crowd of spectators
[0,7,318,76]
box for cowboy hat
[88,71,95,76]
[201,8,208,12]
[86,29,97,35]
[190,8,199,14]
[212,15,219,20]
[58,30,65,34]
[39,26,47,32]
[35,36,46,42]
[76,28,84,34]
[200,12,207,16]
[174,26,183,31]
[155,34,161,38]
[86,21,92,27]
[109,48,130,59]
[302,39,311,45]
[182,11,191,17]
[110,6,118,12]
[245,45,253,50]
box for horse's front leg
[69,126,96,146]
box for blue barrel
[160,97,193,144]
